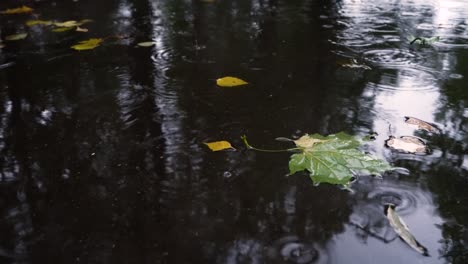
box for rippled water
[0,0,467,263]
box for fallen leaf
[385,204,429,256]
[71,38,103,50]
[385,136,427,154]
[408,35,440,45]
[204,141,235,151]
[216,76,248,87]
[0,6,33,15]
[26,20,53,26]
[137,41,156,47]
[52,27,73,32]
[76,26,88,32]
[0,44,5,49]
[5,33,28,41]
[289,133,392,185]
[404,116,440,133]
[294,135,328,149]
[54,20,80,27]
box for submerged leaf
[137,41,156,47]
[409,35,440,45]
[5,33,28,41]
[204,141,235,151]
[216,76,248,87]
[385,136,427,154]
[0,6,33,15]
[289,132,392,185]
[26,20,52,26]
[404,116,440,133]
[385,205,429,256]
[71,38,103,50]
[53,27,75,32]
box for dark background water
[0,0,467,263]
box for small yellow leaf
[26,20,52,26]
[137,41,156,47]
[216,76,248,87]
[204,141,235,151]
[76,26,88,32]
[5,33,28,41]
[71,38,103,51]
[0,6,33,15]
[53,27,74,32]
[54,20,80,27]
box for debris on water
[385,204,429,256]
[404,116,440,133]
[385,136,428,154]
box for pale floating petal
[386,205,429,256]
[204,141,235,151]
[216,76,248,87]
[5,33,28,41]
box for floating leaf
[5,33,28,41]
[137,41,156,47]
[54,20,80,27]
[204,141,235,151]
[26,20,52,26]
[53,27,74,32]
[0,6,33,15]
[242,132,393,186]
[76,26,88,32]
[216,76,248,87]
[71,38,103,50]
[404,116,440,133]
[385,204,429,256]
[385,136,427,154]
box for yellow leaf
[137,41,156,47]
[26,20,52,26]
[71,38,103,51]
[0,6,33,15]
[76,26,89,32]
[54,20,80,27]
[5,33,28,41]
[204,141,235,151]
[53,27,74,32]
[216,76,248,87]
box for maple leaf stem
[241,135,300,153]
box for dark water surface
[0,0,467,263]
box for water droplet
[223,171,232,178]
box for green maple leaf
[288,132,392,185]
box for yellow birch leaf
[26,20,52,26]
[216,76,248,87]
[54,20,80,27]
[76,26,89,32]
[0,6,33,15]
[5,33,28,41]
[204,141,235,151]
[52,27,73,32]
[137,41,156,47]
[71,38,103,51]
